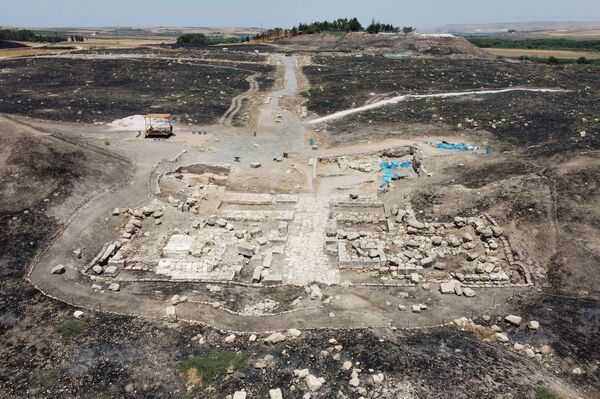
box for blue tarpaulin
[380,160,412,188]
[429,141,479,151]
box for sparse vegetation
[535,387,559,399]
[180,351,245,388]
[54,319,84,340]
[29,368,59,388]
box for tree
[547,56,560,65]
[402,26,416,36]
[348,17,363,32]
[176,33,208,45]
[576,56,590,64]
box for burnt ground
[0,50,599,399]
[0,125,598,399]
[303,56,600,152]
[71,46,273,62]
[0,57,274,125]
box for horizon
[3,19,600,30]
[1,0,600,30]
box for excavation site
[0,13,599,399]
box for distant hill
[270,32,492,58]
[432,21,600,34]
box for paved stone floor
[283,196,340,286]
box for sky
[1,0,599,29]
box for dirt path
[219,72,260,126]
[309,87,569,124]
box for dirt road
[309,87,569,124]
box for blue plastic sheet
[429,141,479,151]
[379,160,412,188]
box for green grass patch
[535,387,559,399]
[467,37,600,52]
[180,351,245,388]
[29,368,59,388]
[54,319,84,341]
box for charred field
[0,54,274,125]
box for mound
[273,32,491,57]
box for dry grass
[0,48,66,57]
[486,48,600,60]
[464,323,498,340]
[536,29,600,39]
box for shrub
[535,387,558,399]
[547,56,560,65]
[576,56,590,64]
[54,319,84,340]
[180,351,245,388]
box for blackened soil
[0,57,274,125]
[304,56,600,153]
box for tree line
[468,37,600,52]
[0,29,68,43]
[252,18,416,42]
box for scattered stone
[463,287,476,297]
[447,235,461,247]
[287,328,301,338]
[108,283,120,291]
[73,310,84,319]
[305,374,323,391]
[342,361,353,371]
[524,348,536,358]
[224,334,236,343]
[398,304,406,311]
[411,305,421,313]
[439,282,455,294]
[434,261,446,270]
[572,367,583,375]
[249,334,257,342]
[166,306,177,322]
[104,265,119,277]
[234,231,245,239]
[349,377,360,387]
[372,373,384,385]
[250,162,262,168]
[309,285,323,300]
[233,391,247,399]
[264,332,286,345]
[514,343,524,351]
[495,333,509,342]
[112,208,121,216]
[349,192,359,200]
[295,368,310,378]
[51,264,66,275]
[269,388,283,399]
[426,235,442,247]
[238,243,255,257]
[527,320,540,330]
[540,345,552,355]
[505,315,522,326]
